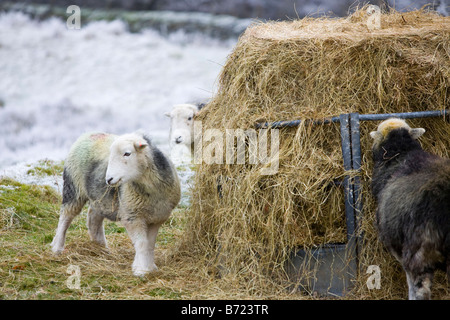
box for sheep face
[105,134,149,186]
[370,118,425,149]
[366,5,381,31]
[165,104,198,148]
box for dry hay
[178,7,450,299]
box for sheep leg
[406,272,416,300]
[87,206,107,248]
[405,270,433,300]
[124,220,161,276]
[145,223,161,272]
[51,200,86,254]
[447,261,450,286]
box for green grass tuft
[26,160,64,177]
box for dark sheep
[370,118,450,300]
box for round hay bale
[180,8,450,299]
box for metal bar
[349,113,363,261]
[340,113,358,283]
[339,114,352,170]
[358,110,448,121]
[256,109,448,129]
[339,114,356,242]
[255,116,340,129]
[349,113,361,170]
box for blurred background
[8,0,449,19]
[0,0,448,185]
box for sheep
[370,118,450,300]
[366,5,381,30]
[165,103,204,151]
[51,131,181,276]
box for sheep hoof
[133,270,148,277]
[50,240,63,254]
[51,246,64,255]
[132,264,158,277]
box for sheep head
[366,5,381,31]
[165,104,199,148]
[105,133,149,186]
[370,118,425,147]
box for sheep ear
[410,128,425,139]
[164,112,171,117]
[134,141,148,151]
[370,131,383,140]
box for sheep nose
[106,177,114,185]
[175,136,183,144]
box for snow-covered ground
[0,12,235,204]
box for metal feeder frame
[257,109,449,296]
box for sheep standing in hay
[165,103,204,161]
[51,131,181,276]
[370,118,450,299]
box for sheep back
[62,132,119,217]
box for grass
[0,174,191,300]
[26,159,64,177]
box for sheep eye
[188,117,192,121]
[123,152,131,157]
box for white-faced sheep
[165,103,204,151]
[370,118,450,300]
[51,131,181,276]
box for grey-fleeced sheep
[370,118,450,300]
[51,131,181,276]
